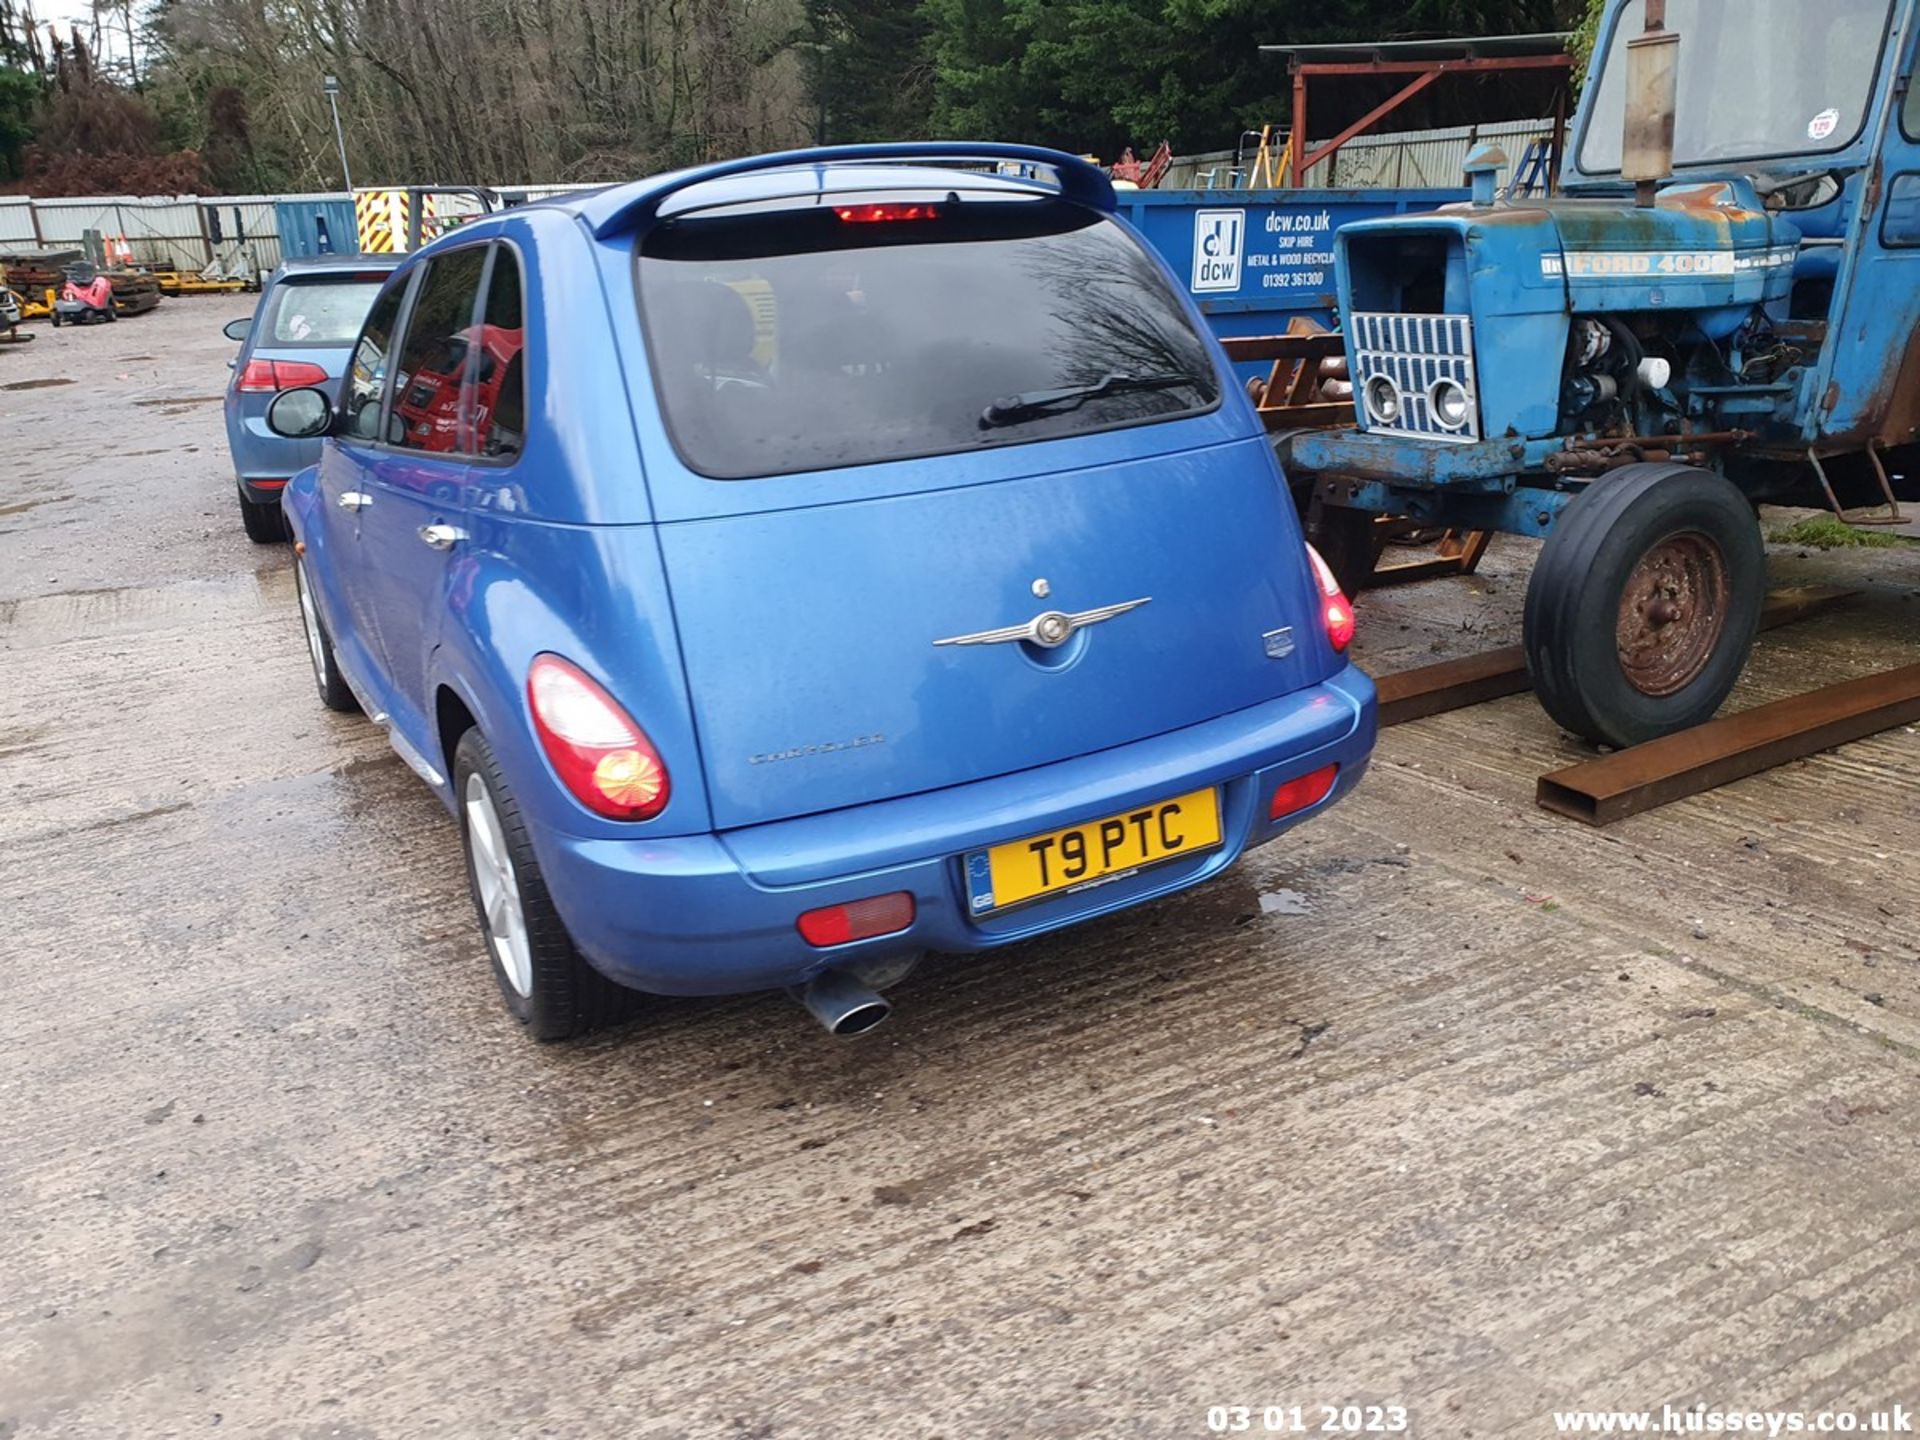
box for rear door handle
[418,523,466,550]
[338,491,372,511]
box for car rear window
[636,193,1220,479]
[261,274,390,346]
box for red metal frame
[1287,52,1574,187]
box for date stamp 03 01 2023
[1206,1404,1411,1435]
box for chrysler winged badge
[934,597,1152,650]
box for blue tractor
[1285,0,1920,747]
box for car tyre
[238,486,290,543]
[453,727,640,1041]
[293,554,360,713]
[1524,462,1764,748]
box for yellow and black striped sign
[354,190,439,253]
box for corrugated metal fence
[1162,119,1554,192]
[0,136,1553,266]
[0,184,603,271]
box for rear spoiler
[582,143,1116,240]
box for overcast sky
[31,0,143,38]
[27,0,146,72]
[35,1,114,27]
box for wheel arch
[435,685,479,789]
[421,537,712,839]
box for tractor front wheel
[1523,462,1764,748]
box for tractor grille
[1348,312,1480,442]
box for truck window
[1580,0,1894,172]
[637,194,1220,480]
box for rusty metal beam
[1377,643,1527,726]
[1284,50,1575,185]
[1547,85,1568,193]
[1259,402,1354,431]
[1367,529,1494,588]
[1376,586,1859,728]
[1292,56,1574,77]
[1538,662,1920,825]
[1295,69,1443,183]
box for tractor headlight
[1362,373,1401,426]
[1428,377,1473,432]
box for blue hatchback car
[223,254,402,542]
[269,143,1378,1040]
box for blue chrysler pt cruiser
[269,143,1378,1040]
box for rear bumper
[531,663,1377,996]
[227,403,322,499]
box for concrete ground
[3,297,1919,1440]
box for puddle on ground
[1,377,75,391]
[133,395,223,407]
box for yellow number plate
[969,787,1223,914]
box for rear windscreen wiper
[979,372,1204,429]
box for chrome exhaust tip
[791,969,892,1038]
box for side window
[477,246,527,460]
[1905,65,1920,140]
[389,248,489,454]
[1883,173,1920,246]
[345,279,407,442]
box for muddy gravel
[3,296,1920,1439]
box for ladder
[1502,137,1555,198]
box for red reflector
[1305,543,1356,652]
[1269,764,1339,821]
[251,478,290,490]
[834,203,940,224]
[236,358,331,393]
[797,892,916,947]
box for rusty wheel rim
[1616,530,1730,698]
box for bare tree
[144,0,815,189]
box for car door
[311,273,413,702]
[351,245,491,750]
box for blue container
[1114,187,1464,384]
[275,199,359,259]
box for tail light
[1269,763,1339,821]
[797,892,916,947]
[1305,544,1356,652]
[236,358,331,393]
[835,203,940,223]
[527,655,670,821]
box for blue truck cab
[1287,0,1920,747]
[270,144,1377,1041]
